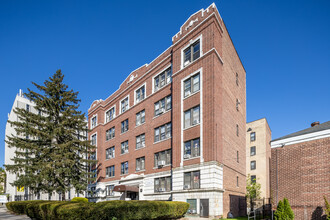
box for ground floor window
[187,199,197,214]
[154,176,171,192]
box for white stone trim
[271,128,330,148]
[134,82,147,105]
[180,68,203,166]
[181,34,203,70]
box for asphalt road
[0,204,30,220]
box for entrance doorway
[200,199,209,217]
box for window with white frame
[136,156,145,171]
[105,127,115,141]
[154,95,171,116]
[135,85,145,103]
[121,140,129,154]
[184,105,200,128]
[121,119,129,133]
[184,138,200,159]
[121,161,128,175]
[183,170,200,189]
[251,160,256,170]
[106,165,115,178]
[136,134,145,149]
[154,149,171,167]
[105,107,115,122]
[184,73,200,97]
[106,185,114,196]
[136,110,145,126]
[154,122,171,142]
[91,134,97,146]
[120,97,129,113]
[250,146,256,156]
[106,146,115,160]
[91,116,97,128]
[154,176,171,192]
[183,40,200,67]
[154,67,172,92]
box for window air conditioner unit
[159,188,165,192]
[141,143,145,147]
[158,160,166,167]
[159,109,164,114]
[136,167,140,171]
[184,60,190,66]
[125,149,129,153]
[193,120,199,124]
[184,154,191,159]
[184,185,190,190]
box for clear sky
[0,0,329,167]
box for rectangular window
[136,110,145,126]
[237,176,239,187]
[121,119,129,133]
[90,152,96,160]
[136,156,145,171]
[250,146,256,156]
[105,107,115,122]
[154,95,171,116]
[184,73,200,97]
[250,132,256,141]
[236,124,239,137]
[121,97,129,113]
[154,149,171,167]
[91,116,97,128]
[184,138,200,159]
[183,171,200,189]
[121,140,129,154]
[154,176,171,192]
[135,85,145,103]
[184,106,200,128]
[136,134,145,149]
[106,165,115,178]
[251,161,256,170]
[26,104,30,112]
[106,146,115,160]
[236,73,239,86]
[121,161,128,175]
[154,67,172,92]
[106,185,114,196]
[105,127,115,141]
[237,151,239,163]
[91,134,97,146]
[251,175,256,184]
[154,122,171,142]
[183,40,200,67]
[187,199,197,215]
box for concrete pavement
[0,204,30,220]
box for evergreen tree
[5,70,96,200]
[0,167,5,194]
[283,198,294,219]
[274,200,284,220]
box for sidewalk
[0,204,30,220]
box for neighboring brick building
[246,118,271,199]
[87,3,246,217]
[271,121,330,220]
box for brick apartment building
[271,121,330,220]
[87,3,246,217]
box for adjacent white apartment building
[5,89,86,201]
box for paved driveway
[0,204,30,220]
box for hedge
[6,200,189,220]
[71,197,88,203]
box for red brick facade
[271,137,330,219]
[88,3,246,217]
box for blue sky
[0,0,329,167]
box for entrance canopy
[113,185,139,192]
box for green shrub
[283,198,294,220]
[7,200,189,220]
[274,198,294,220]
[274,200,284,220]
[71,197,88,203]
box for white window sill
[183,123,200,131]
[153,109,171,119]
[105,176,115,179]
[183,90,200,100]
[120,130,129,135]
[183,156,200,161]
[105,158,115,161]
[135,146,146,151]
[135,169,145,173]
[121,152,129,156]
[154,137,171,145]
[135,122,145,128]
[153,164,171,169]
[105,137,115,142]
[152,82,171,95]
